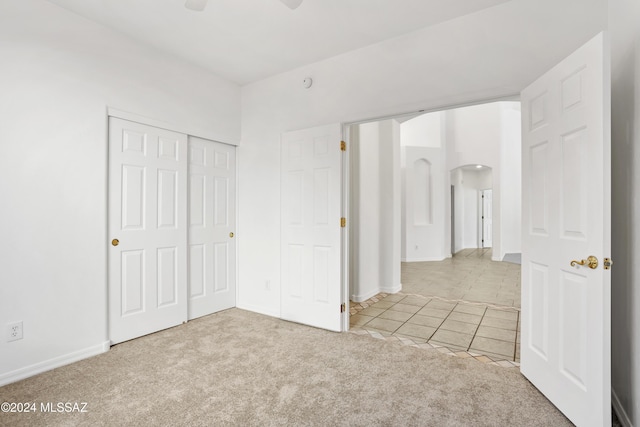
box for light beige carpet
[0,309,570,426]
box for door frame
[340,95,518,334]
[106,107,240,341]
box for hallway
[402,249,521,308]
[350,249,521,363]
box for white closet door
[108,118,188,344]
[188,137,236,319]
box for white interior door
[188,137,236,320]
[521,32,611,427]
[482,189,493,248]
[108,118,188,344]
[281,124,343,332]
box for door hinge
[604,258,613,270]
[340,141,346,151]
[340,303,346,313]
[340,217,346,227]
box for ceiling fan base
[185,0,208,12]
[280,0,304,9]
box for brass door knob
[112,239,119,247]
[570,255,598,269]
[229,232,234,238]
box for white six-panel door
[188,137,236,319]
[281,124,343,332]
[108,118,188,344]
[521,32,611,426]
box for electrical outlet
[7,321,23,342]
[265,280,271,291]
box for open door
[521,32,611,426]
[281,124,344,331]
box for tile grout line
[467,306,488,352]
[392,296,436,340]
[429,302,460,346]
[350,292,520,368]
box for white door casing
[108,118,188,344]
[281,124,343,332]
[521,32,611,427]
[482,189,493,248]
[188,137,236,319]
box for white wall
[238,0,604,326]
[610,0,640,424]
[451,169,465,253]
[445,102,521,260]
[446,103,502,258]
[400,112,447,261]
[401,147,446,261]
[349,120,401,302]
[400,112,442,148]
[0,0,240,385]
[500,104,523,255]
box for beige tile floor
[350,293,521,362]
[350,249,522,363]
[401,248,521,308]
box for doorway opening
[347,100,522,364]
[450,164,494,255]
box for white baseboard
[612,388,634,427]
[235,302,280,319]
[351,289,381,303]
[0,341,110,387]
[402,257,446,262]
[380,283,402,295]
[352,283,402,302]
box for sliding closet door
[108,118,188,344]
[188,137,236,319]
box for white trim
[402,257,447,262]
[0,341,110,387]
[342,94,520,126]
[351,289,381,303]
[341,123,350,332]
[380,283,402,295]
[351,283,402,303]
[612,388,633,427]
[107,107,238,145]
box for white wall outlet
[7,321,23,342]
[265,280,271,291]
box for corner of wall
[612,388,634,427]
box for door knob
[229,232,234,238]
[570,255,598,269]
[112,239,119,247]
